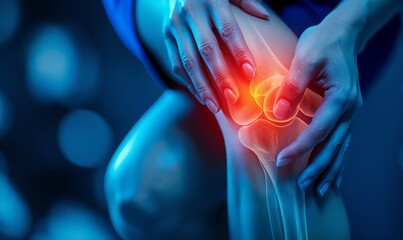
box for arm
[103,0,270,112]
[135,1,349,239]
[326,0,403,53]
[273,0,403,195]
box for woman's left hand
[273,21,363,196]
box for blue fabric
[103,0,400,94]
[102,0,168,89]
[269,0,401,94]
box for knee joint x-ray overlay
[226,13,323,240]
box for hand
[163,0,269,113]
[273,22,363,196]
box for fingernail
[224,88,238,104]
[242,63,255,80]
[255,3,270,19]
[276,157,291,167]
[205,99,219,113]
[273,99,290,120]
[336,176,343,189]
[299,178,313,191]
[319,182,330,197]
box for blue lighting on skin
[0,92,13,138]
[58,109,114,168]
[26,25,98,106]
[113,131,137,171]
[0,174,31,239]
[0,0,20,45]
[32,201,116,240]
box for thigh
[135,0,297,83]
[135,1,350,238]
[105,90,227,239]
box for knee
[104,127,210,239]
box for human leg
[135,0,349,239]
[105,90,227,239]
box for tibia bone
[239,119,311,240]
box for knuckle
[282,81,304,101]
[295,48,322,70]
[168,11,179,25]
[232,47,248,62]
[333,90,352,109]
[171,63,182,75]
[180,55,196,74]
[315,127,328,142]
[199,41,215,59]
[178,2,191,16]
[345,88,357,108]
[213,73,227,88]
[295,48,311,64]
[195,85,210,99]
[333,141,342,156]
[220,23,237,40]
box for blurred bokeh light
[0,174,31,239]
[32,200,116,240]
[26,25,98,107]
[58,109,114,168]
[0,92,13,139]
[0,0,20,45]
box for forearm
[321,0,403,54]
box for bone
[239,119,310,240]
[222,7,323,239]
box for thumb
[273,56,312,120]
[231,0,270,20]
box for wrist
[319,0,368,54]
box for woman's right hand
[163,0,269,113]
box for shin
[217,6,323,239]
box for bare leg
[105,90,227,239]
[135,0,350,239]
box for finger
[335,133,351,189]
[231,0,270,19]
[163,31,202,103]
[313,128,352,196]
[296,116,351,192]
[172,22,220,113]
[273,52,317,120]
[277,94,349,167]
[185,13,240,104]
[209,0,256,80]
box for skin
[105,1,350,239]
[166,0,403,197]
[163,0,269,111]
[273,0,403,196]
